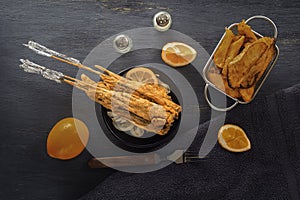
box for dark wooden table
[1,0,299,199]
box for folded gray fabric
[80,84,300,200]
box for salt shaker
[113,34,133,53]
[153,11,172,32]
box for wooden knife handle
[88,154,160,168]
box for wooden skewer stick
[63,75,99,91]
[94,65,122,79]
[63,79,87,92]
[51,55,103,76]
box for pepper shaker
[153,11,172,32]
[113,34,133,53]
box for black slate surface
[0,0,299,199]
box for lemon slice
[113,119,134,132]
[126,67,158,84]
[161,42,197,67]
[130,126,144,137]
[108,111,134,132]
[218,124,251,152]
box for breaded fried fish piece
[240,40,275,88]
[213,28,235,69]
[227,37,273,88]
[222,36,245,76]
[207,72,241,99]
[239,86,255,102]
[238,20,257,43]
[253,43,275,84]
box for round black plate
[95,67,182,153]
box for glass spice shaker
[113,34,133,53]
[153,11,172,32]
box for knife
[88,150,203,168]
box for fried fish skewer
[23,41,181,115]
[19,59,179,135]
[19,59,170,134]
[23,41,181,129]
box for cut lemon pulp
[126,67,158,84]
[47,118,89,160]
[161,42,197,67]
[218,124,251,152]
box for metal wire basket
[203,15,280,111]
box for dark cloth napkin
[80,84,300,200]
